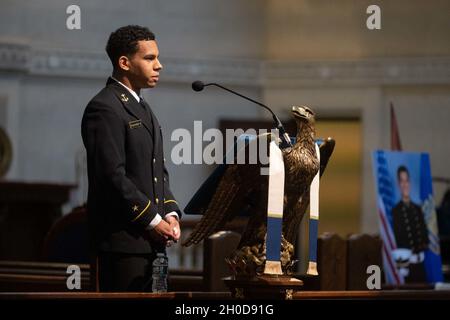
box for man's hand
[149,219,174,244]
[165,215,181,242]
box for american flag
[374,151,403,285]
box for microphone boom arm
[204,82,292,148]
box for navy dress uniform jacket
[392,200,429,253]
[81,77,181,254]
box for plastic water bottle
[152,252,168,293]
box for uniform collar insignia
[120,93,129,102]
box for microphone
[191,81,292,148]
[192,80,205,92]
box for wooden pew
[316,232,347,290]
[0,260,205,292]
[346,234,382,290]
[0,261,90,292]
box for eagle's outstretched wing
[318,137,335,178]
[182,133,273,247]
[284,137,336,243]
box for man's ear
[118,55,130,71]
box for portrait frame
[372,150,443,285]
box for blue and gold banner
[264,140,285,275]
[307,143,320,275]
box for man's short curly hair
[106,25,155,69]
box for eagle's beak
[291,105,314,120]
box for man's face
[126,40,162,89]
[398,171,410,199]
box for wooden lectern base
[223,275,304,300]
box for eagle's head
[291,105,315,123]
[290,105,316,143]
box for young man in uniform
[81,25,181,291]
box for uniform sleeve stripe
[164,200,178,205]
[132,200,151,222]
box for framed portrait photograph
[372,150,443,285]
